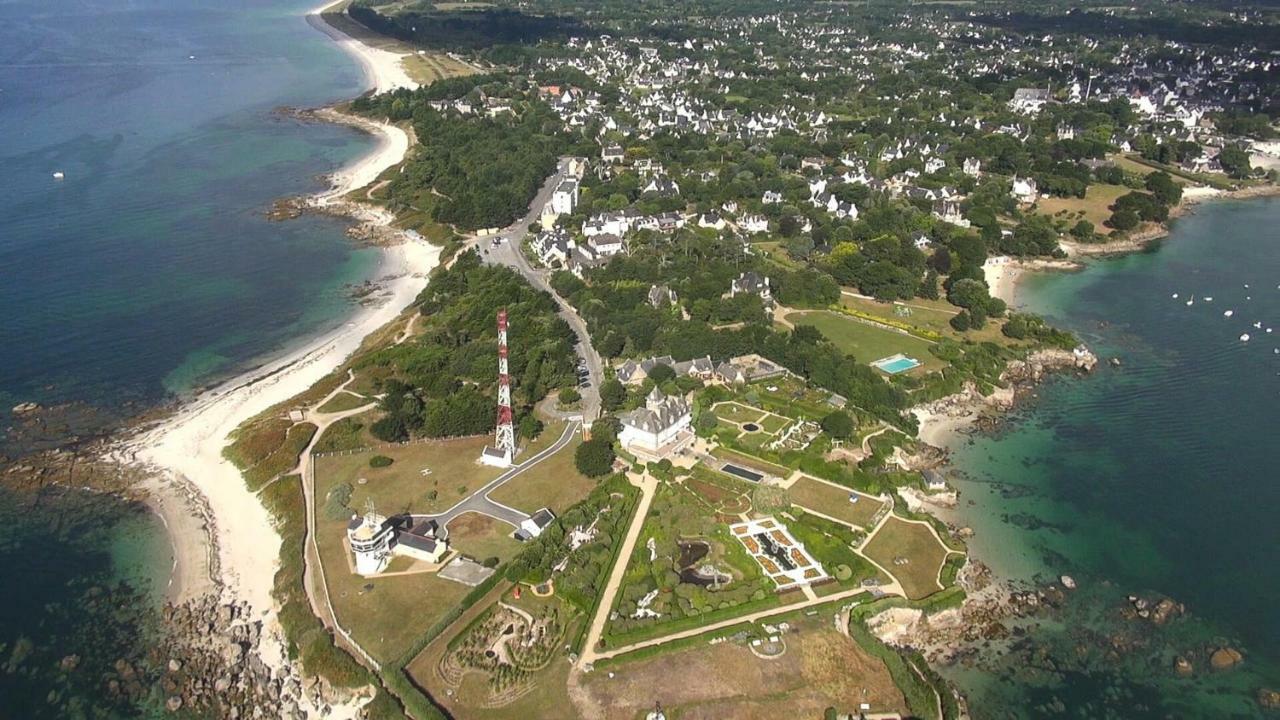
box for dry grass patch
[787,476,883,529]
[572,621,907,719]
[447,512,522,564]
[862,516,953,600]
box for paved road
[409,419,581,534]
[477,158,604,423]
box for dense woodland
[355,252,577,442]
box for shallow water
[0,1,378,714]
[943,199,1280,717]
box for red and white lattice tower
[481,309,516,467]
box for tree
[600,378,627,410]
[559,387,581,405]
[1107,208,1139,231]
[575,438,616,477]
[1218,146,1252,179]
[1144,172,1182,206]
[949,312,971,332]
[646,363,676,384]
[820,410,855,439]
[518,414,544,440]
[1070,220,1095,240]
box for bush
[949,312,971,332]
[369,455,394,468]
[482,556,500,568]
[575,437,616,477]
[820,410,855,439]
[322,482,355,522]
[559,387,582,405]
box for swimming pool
[871,354,922,374]
[721,463,764,483]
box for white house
[740,214,769,234]
[1009,88,1050,115]
[618,388,693,459]
[551,178,579,215]
[1011,176,1039,203]
[516,508,556,542]
[962,157,982,177]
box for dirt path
[577,472,659,667]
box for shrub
[322,482,355,522]
[559,387,582,405]
[369,455,394,468]
[575,438,616,477]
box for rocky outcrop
[1209,646,1243,671]
[131,594,371,718]
[1257,688,1280,709]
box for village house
[730,271,772,302]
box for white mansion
[618,387,693,460]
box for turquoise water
[943,199,1280,717]
[876,356,922,374]
[0,0,378,432]
[0,0,380,714]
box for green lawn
[1035,183,1130,228]
[863,516,955,600]
[317,391,371,414]
[487,435,595,515]
[787,310,942,370]
[787,476,883,529]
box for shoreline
[114,0,434,702]
[987,181,1279,306]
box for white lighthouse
[346,501,393,576]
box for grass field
[575,618,908,719]
[401,51,479,86]
[708,446,793,478]
[315,509,471,664]
[447,512,522,563]
[316,391,371,414]
[1035,183,1130,227]
[315,436,504,518]
[862,516,954,601]
[787,310,941,371]
[487,435,594,515]
[787,475,883,529]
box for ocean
[942,198,1280,718]
[0,0,378,715]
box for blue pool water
[873,356,921,374]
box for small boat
[1254,322,1263,329]
[1205,297,1213,302]
[1171,293,1179,299]
[1223,310,1234,317]
[1240,334,1250,342]
[52,171,64,180]
[1185,295,1194,306]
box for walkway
[577,471,659,668]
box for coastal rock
[1151,598,1183,625]
[1059,575,1076,590]
[1210,647,1243,671]
[1257,688,1280,709]
[1174,655,1194,676]
[11,401,41,414]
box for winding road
[478,158,604,424]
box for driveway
[409,419,580,534]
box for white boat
[1223,310,1234,317]
[1205,297,1213,302]
[52,171,64,180]
[1240,333,1250,342]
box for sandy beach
[119,0,433,701]
[307,1,420,96]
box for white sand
[121,2,433,706]
[308,1,419,96]
[983,258,1021,305]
